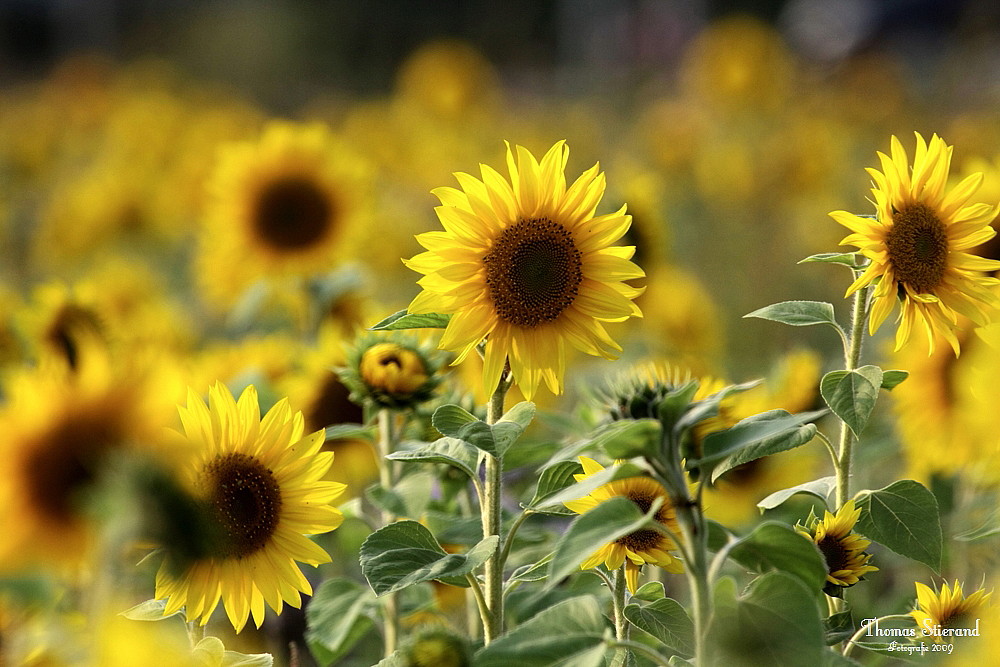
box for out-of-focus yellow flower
[395,39,499,121]
[196,121,371,310]
[679,16,794,113]
[361,343,429,396]
[0,344,176,572]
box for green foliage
[692,409,826,475]
[744,300,841,329]
[798,252,862,267]
[757,476,837,511]
[879,369,909,390]
[323,423,374,442]
[728,522,827,591]
[369,309,451,330]
[706,573,824,666]
[473,597,609,667]
[820,366,883,437]
[306,578,376,667]
[431,401,536,457]
[526,460,584,515]
[359,520,499,595]
[386,437,480,481]
[119,598,182,621]
[590,418,662,459]
[854,480,943,572]
[531,462,647,510]
[624,596,695,658]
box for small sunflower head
[340,333,446,410]
[601,362,696,421]
[910,580,992,642]
[796,500,879,596]
[403,627,471,667]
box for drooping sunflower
[796,500,878,595]
[911,581,992,642]
[564,456,683,593]
[831,132,1000,353]
[404,140,644,399]
[155,383,345,632]
[196,121,370,309]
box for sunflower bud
[339,333,446,410]
[403,628,470,667]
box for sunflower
[796,499,878,594]
[155,383,345,632]
[196,121,370,309]
[911,581,992,642]
[0,343,174,572]
[831,132,1000,354]
[563,456,683,593]
[404,140,644,399]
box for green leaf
[547,496,654,588]
[822,649,863,666]
[710,422,817,483]
[824,610,855,646]
[323,423,373,442]
[221,648,274,667]
[431,404,479,436]
[431,402,534,458]
[706,572,824,666]
[624,597,695,658]
[359,521,499,595]
[590,418,662,459]
[632,581,665,602]
[474,596,608,667]
[820,366,883,437]
[305,578,375,667]
[526,460,583,514]
[880,370,909,390]
[854,480,942,572]
[509,554,554,583]
[370,310,451,330]
[706,519,733,552]
[694,409,827,471]
[386,437,480,480]
[757,476,836,511]
[533,462,647,510]
[744,301,839,328]
[728,522,827,591]
[364,471,436,519]
[798,252,860,267]
[119,598,182,622]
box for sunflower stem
[377,408,400,658]
[673,485,711,667]
[835,282,871,510]
[842,614,913,658]
[481,366,512,644]
[611,566,631,666]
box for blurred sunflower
[0,344,173,571]
[564,456,683,593]
[405,140,644,399]
[832,132,1000,353]
[796,499,878,595]
[196,121,371,309]
[155,383,345,632]
[911,581,992,642]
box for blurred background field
[4,1,1000,664]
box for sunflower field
[3,3,1000,666]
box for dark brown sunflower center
[22,412,120,524]
[885,203,948,293]
[615,487,669,553]
[483,218,583,328]
[306,372,364,432]
[203,452,282,559]
[46,305,103,370]
[253,176,334,251]
[381,354,402,368]
[816,533,851,574]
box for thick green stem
[835,283,870,509]
[674,491,711,667]
[611,566,630,666]
[481,369,511,644]
[377,408,399,658]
